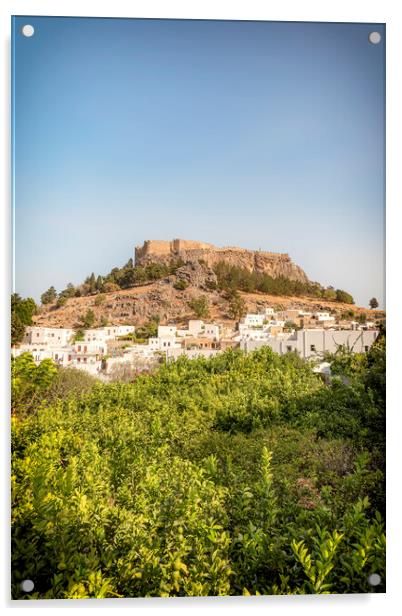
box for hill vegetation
[12,335,385,598]
[213,261,354,303]
[11,293,38,344]
[37,251,353,307]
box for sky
[12,17,385,308]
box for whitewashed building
[23,326,74,346]
[240,329,379,359]
[12,344,72,366]
[148,336,181,351]
[315,312,335,323]
[157,325,177,337]
[166,348,220,362]
[83,325,135,343]
[242,314,266,328]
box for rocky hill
[135,239,309,283]
[33,259,382,330]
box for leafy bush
[11,343,385,598]
[188,296,210,318]
[94,294,106,306]
[11,353,58,417]
[174,279,189,291]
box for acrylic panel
[11,16,385,600]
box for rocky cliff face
[135,239,309,283]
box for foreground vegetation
[11,338,385,598]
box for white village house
[12,305,380,377]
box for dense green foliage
[40,259,186,307]
[83,259,183,295]
[335,290,354,304]
[78,309,96,329]
[11,294,37,344]
[12,356,98,417]
[213,261,354,303]
[41,286,57,305]
[12,340,385,599]
[188,296,210,318]
[226,290,247,320]
[134,319,159,340]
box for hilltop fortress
[135,239,309,283]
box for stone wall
[135,239,215,262]
[135,239,309,283]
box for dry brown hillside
[33,262,384,330]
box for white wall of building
[158,325,177,337]
[148,335,181,351]
[243,314,265,327]
[188,320,204,336]
[166,348,220,362]
[241,329,379,358]
[24,327,74,346]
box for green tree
[11,315,25,345]
[41,286,57,305]
[103,282,120,293]
[135,320,158,339]
[227,292,246,320]
[84,273,97,294]
[369,297,379,309]
[188,296,210,318]
[323,288,337,301]
[95,276,104,292]
[79,309,96,329]
[119,268,137,289]
[11,294,37,344]
[59,283,76,299]
[335,289,354,304]
[74,329,85,341]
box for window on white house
[310,345,316,352]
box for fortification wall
[135,239,216,262]
[135,239,309,283]
[172,239,215,252]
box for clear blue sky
[12,17,385,308]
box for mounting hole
[368,573,381,586]
[22,24,35,38]
[20,579,34,592]
[368,32,381,45]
